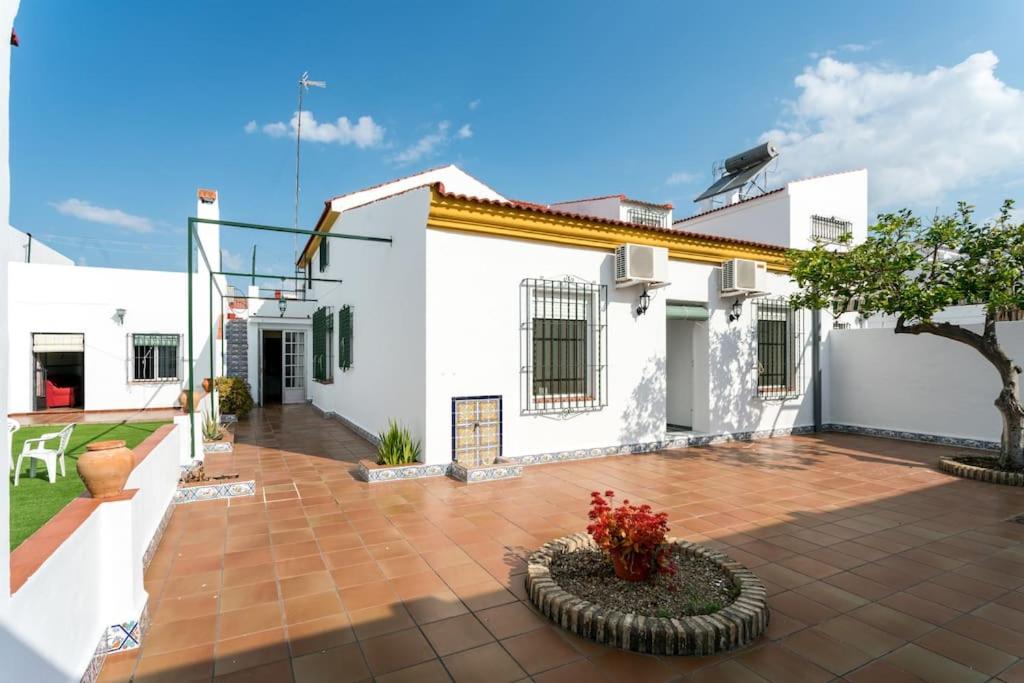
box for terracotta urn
[611,553,651,582]
[77,440,134,499]
[202,377,213,393]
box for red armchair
[45,380,76,409]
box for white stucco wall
[0,0,18,621]
[827,324,1024,443]
[307,187,429,445]
[425,230,666,463]
[548,196,622,221]
[7,263,189,413]
[674,191,790,246]
[787,170,868,250]
[672,170,868,250]
[3,425,180,682]
[8,226,73,265]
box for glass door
[282,331,306,404]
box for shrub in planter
[587,490,672,582]
[377,420,421,465]
[216,376,254,419]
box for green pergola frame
[186,216,391,460]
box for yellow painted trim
[426,187,790,272]
[298,210,340,268]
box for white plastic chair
[14,423,75,485]
[6,418,19,471]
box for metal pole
[251,245,256,286]
[187,219,196,460]
[213,269,343,284]
[190,216,392,243]
[209,269,215,419]
[26,232,32,263]
[294,75,303,265]
[812,309,822,432]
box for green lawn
[8,421,170,550]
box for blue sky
[8,1,1024,273]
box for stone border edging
[526,533,768,656]
[938,456,1024,486]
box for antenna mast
[293,71,326,284]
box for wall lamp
[278,297,288,317]
[115,308,126,325]
[636,287,651,316]
[728,298,743,322]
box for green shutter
[339,305,353,371]
[312,307,328,381]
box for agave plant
[377,420,421,465]
[201,411,222,441]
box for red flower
[586,490,672,580]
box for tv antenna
[293,71,327,278]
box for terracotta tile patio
[99,405,1024,682]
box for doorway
[261,329,306,405]
[666,319,695,432]
[32,333,85,411]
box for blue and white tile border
[823,423,997,451]
[450,459,523,483]
[202,441,233,454]
[174,479,256,504]
[83,594,151,683]
[357,459,448,483]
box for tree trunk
[895,316,1024,469]
[995,373,1024,469]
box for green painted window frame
[318,237,329,273]
[339,305,353,371]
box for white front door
[282,330,306,404]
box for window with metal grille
[520,278,607,414]
[811,215,852,243]
[753,298,805,399]
[312,306,333,382]
[306,262,312,289]
[130,334,180,382]
[626,206,667,228]
[339,305,353,371]
[318,237,329,272]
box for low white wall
[827,323,1024,443]
[7,262,189,413]
[1,424,180,682]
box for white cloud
[243,120,258,134]
[469,99,481,110]
[762,51,1024,208]
[221,249,244,271]
[255,111,385,148]
[393,120,475,165]
[51,198,154,233]
[456,124,473,139]
[666,171,700,186]
[840,42,872,53]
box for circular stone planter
[526,533,768,656]
[939,456,1024,486]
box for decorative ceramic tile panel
[203,441,233,454]
[450,460,523,483]
[357,461,449,482]
[451,396,503,466]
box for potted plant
[201,377,213,393]
[587,490,672,582]
[202,411,222,441]
[377,420,421,465]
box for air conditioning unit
[721,258,768,296]
[615,244,669,288]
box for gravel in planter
[548,546,739,618]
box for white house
[295,165,867,475]
[6,192,225,415]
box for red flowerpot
[612,553,651,582]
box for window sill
[130,379,181,384]
[313,379,334,385]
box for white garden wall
[7,262,189,413]
[827,323,1024,444]
[1,424,180,682]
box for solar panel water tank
[695,141,779,203]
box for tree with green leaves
[789,201,1024,470]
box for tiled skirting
[509,425,817,467]
[450,459,523,483]
[823,423,998,451]
[312,406,380,446]
[357,459,449,482]
[202,441,233,454]
[82,592,150,682]
[174,480,256,504]
[142,501,175,570]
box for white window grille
[130,334,181,382]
